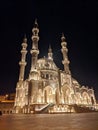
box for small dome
[37,57,58,71]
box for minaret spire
[34,18,38,27]
[30,19,39,71]
[48,44,53,60]
[23,34,27,43]
[61,33,70,74]
[19,35,28,81]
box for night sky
[0,0,97,99]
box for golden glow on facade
[14,20,98,114]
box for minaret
[30,19,39,71]
[61,33,70,74]
[19,35,28,81]
[48,45,53,60]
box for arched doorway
[61,84,72,104]
[44,86,54,103]
[82,92,91,105]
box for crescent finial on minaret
[34,18,38,28]
[61,32,66,42]
[48,44,53,60]
[23,34,27,43]
[49,44,52,53]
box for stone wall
[0,101,14,114]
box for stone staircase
[35,103,54,114]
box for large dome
[36,57,58,71]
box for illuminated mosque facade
[14,20,97,113]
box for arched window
[46,74,48,79]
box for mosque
[14,20,97,114]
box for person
[0,111,2,115]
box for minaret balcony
[22,43,27,48]
[31,35,39,41]
[62,60,70,64]
[61,48,68,53]
[32,28,39,34]
[61,41,67,46]
[21,50,27,53]
[30,49,39,55]
[19,61,27,66]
